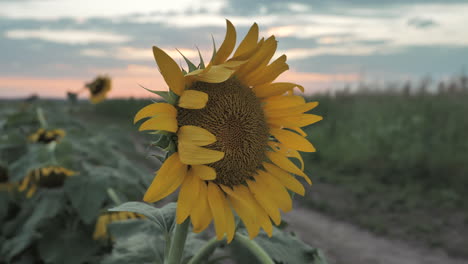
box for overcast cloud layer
[1,0,467,98]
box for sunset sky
[1,0,467,98]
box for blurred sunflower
[0,165,15,192]
[135,20,322,242]
[86,76,112,104]
[93,211,146,240]
[18,166,75,198]
[28,128,65,144]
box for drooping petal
[192,164,217,180]
[233,23,259,58]
[263,162,305,196]
[178,143,225,165]
[222,196,236,243]
[212,19,236,65]
[191,180,212,233]
[152,46,185,95]
[176,168,201,224]
[134,103,177,123]
[93,215,109,240]
[138,114,178,133]
[178,90,209,109]
[236,185,273,237]
[178,125,216,146]
[255,171,292,213]
[143,153,188,203]
[266,151,311,185]
[247,179,281,225]
[207,183,227,240]
[229,195,259,239]
[270,128,316,152]
[252,82,302,98]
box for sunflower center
[89,79,106,95]
[177,77,269,187]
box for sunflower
[28,128,66,144]
[134,20,322,243]
[86,76,112,104]
[93,211,146,240]
[18,166,75,198]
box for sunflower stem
[234,233,274,264]
[165,218,190,264]
[187,237,221,264]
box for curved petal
[252,82,302,98]
[207,182,227,240]
[244,55,289,86]
[153,46,185,95]
[263,162,305,196]
[233,23,259,58]
[236,36,277,80]
[176,168,201,224]
[270,128,316,152]
[138,114,178,133]
[185,65,235,84]
[268,141,305,171]
[266,151,311,185]
[178,125,216,146]
[179,90,209,109]
[255,171,292,213]
[191,180,212,233]
[212,19,236,65]
[143,153,188,202]
[134,103,177,123]
[178,143,225,165]
[247,179,281,225]
[192,164,217,180]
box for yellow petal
[220,185,254,215]
[268,141,305,171]
[207,183,227,240]
[262,95,305,111]
[152,46,185,95]
[263,162,305,196]
[212,19,236,65]
[191,180,212,233]
[270,128,316,152]
[26,185,37,198]
[192,165,217,180]
[267,113,322,128]
[143,153,188,203]
[223,198,236,243]
[255,171,292,213]
[134,103,177,123]
[229,196,259,239]
[178,90,209,109]
[296,114,323,127]
[252,82,302,98]
[264,102,319,118]
[235,185,273,237]
[290,127,307,137]
[236,36,277,80]
[93,215,109,240]
[178,143,224,165]
[138,114,178,133]
[247,179,281,225]
[266,151,311,185]
[18,176,30,192]
[185,65,235,84]
[176,168,201,224]
[178,125,216,146]
[245,55,289,86]
[233,23,259,58]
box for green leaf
[196,47,205,69]
[109,202,176,235]
[64,175,108,224]
[210,34,217,63]
[231,227,327,264]
[38,225,99,264]
[1,229,38,261]
[103,221,165,264]
[138,84,178,105]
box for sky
[0,0,467,98]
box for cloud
[4,29,131,44]
[407,17,438,28]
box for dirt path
[284,207,467,264]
